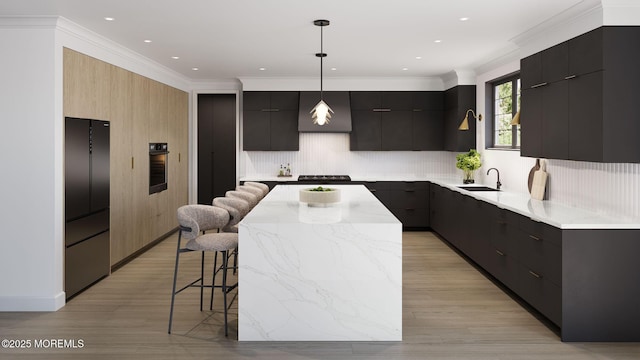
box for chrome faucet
[486,168,502,190]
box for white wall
[0,20,64,310]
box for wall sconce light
[458,109,482,131]
[510,110,521,126]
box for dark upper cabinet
[350,91,381,110]
[444,85,476,152]
[520,88,543,158]
[541,42,569,84]
[413,110,444,150]
[350,110,381,150]
[350,91,444,151]
[242,91,299,151]
[381,111,412,150]
[520,26,640,162]
[541,81,569,159]
[242,110,271,151]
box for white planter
[299,188,341,206]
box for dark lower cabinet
[365,181,429,229]
[429,183,640,341]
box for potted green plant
[456,149,482,184]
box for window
[492,75,520,148]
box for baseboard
[0,292,65,311]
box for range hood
[298,91,352,132]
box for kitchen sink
[457,186,500,192]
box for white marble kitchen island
[238,184,402,341]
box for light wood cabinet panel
[63,48,189,267]
[149,80,168,143]
[109,65,134,264]
[131,74,151,250]
[63,48,111,121]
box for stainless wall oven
[149,143,168,194]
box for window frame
[489,74,520,150]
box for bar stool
[237,185,265,200]
[168,204,238,336]
[211,196,250,306]
[244,181,269,198]
[226,190,259,208]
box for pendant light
[310,19,333,126]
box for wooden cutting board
[527,158,541,193]
[530,160,547,200]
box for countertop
[241,175,640,229]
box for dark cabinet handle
[373,108,391,112]
[496,220,507,225]
[529,234,541,241]
[412,109,423,112]
[528,270,542,279]
[404,189,415,192]
[369,189,377,192]
[261,109,280,112]
[531,82,548,88]
[495,249,505,256]
[564,75,577,80]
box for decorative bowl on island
[299,186,341,206]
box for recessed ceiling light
[331,67,337,71]
[104,17,115,21]
[402,68,409,71]
[144,39,152,43]
[192,67,199,71]
[434,39,442,43]
[259,67,266,71]
[171,56,180,60]
[460,17,469,21]
[415,56,422,60]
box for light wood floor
[1,231,639,359]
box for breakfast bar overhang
[238,184,402,341]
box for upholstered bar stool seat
[237,185,264,200]
[244,181,269,198]
[212,197,250,233]
[226,190,259,208]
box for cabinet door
[243,91,270,111]
[381,91,412,110]
[521,53,542,89]
[381,111,413,150]
[350,111,381,150]
[569,27,603,76]
[270,91,299,110]
[350,91,381,110]
[243,111,271,150]
[542,81,569,159]
[568,72,603,161]
[270,110,299,150]
[541,42,568,83]
[414,91,444,110]
[412,110,444,150]
[520,88,543,157]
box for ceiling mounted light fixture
[458,109,482,131]
[310,19,333,126]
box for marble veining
[238,185,402,341]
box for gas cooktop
[297,175,351,182]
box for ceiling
[1,0,589,81]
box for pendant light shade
[310,19,333,126]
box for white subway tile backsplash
[242,133,458,179]
[480,149,640,221]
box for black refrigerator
[65,117,110,299]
